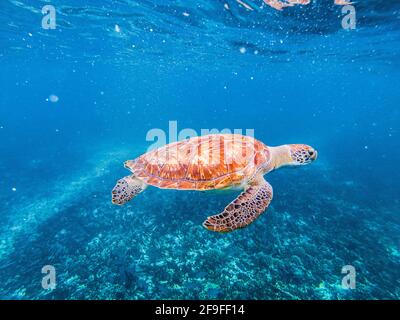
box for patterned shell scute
[126,134,270,190]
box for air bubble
[48,94,59,103]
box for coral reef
[0,148,398,300]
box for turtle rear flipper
[203,177,273,232]
[112,175,147,205]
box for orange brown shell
[125,134,271,190]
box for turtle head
[288,144,318,166]
[270,144,317,169]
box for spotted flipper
[111,175,147,205]
[203,178,273,232]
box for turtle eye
[308,150,314,156]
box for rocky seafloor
[0,147,399,300]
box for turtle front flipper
[203,177,273,233]
[111,175,147,205]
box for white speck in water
[49,94,59,103]
[364,145,368,150]
[239,47,246,54]
[28,32,32,37]
[12,188,16,192]
[250,76,254,80]
[100,91,104,95]
[55,129,60,133]
[183,12,190,17]
[254,50,259,55]
[114,24,121,33]
[149,28,153,32]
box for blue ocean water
[0,0,399,299]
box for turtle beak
[309,149,318,161]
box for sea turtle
[111,134,317,233]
